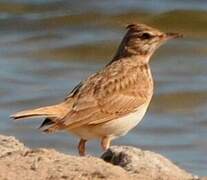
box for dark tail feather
[39,118,54,129]
[39,118,63,133]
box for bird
[11,23,182,156]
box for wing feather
[61,60,153,129]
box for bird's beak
[165,32,183,40]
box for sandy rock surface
[102,146,196,180]
[0,134,204,180]
[0,135,28,157]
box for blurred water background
[0,0,207,176]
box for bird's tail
[10,102,69,120]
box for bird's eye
[140,33,153,40]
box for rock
[0,135,28,157]
[0,134,204,180]
[0,135,130,180]
[101,146,195,180]
[0,149,131,180]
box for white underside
[69,103,149,140]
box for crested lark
[11,23,182,156]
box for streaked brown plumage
[11,23,182,156]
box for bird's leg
[101,136,111,151]
[78,139,87,156]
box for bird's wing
[61,62,152,129]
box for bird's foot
[101,136,111,151]
[78,139,87,156]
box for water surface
[0,0,207,176]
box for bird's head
[112,23,182,62]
